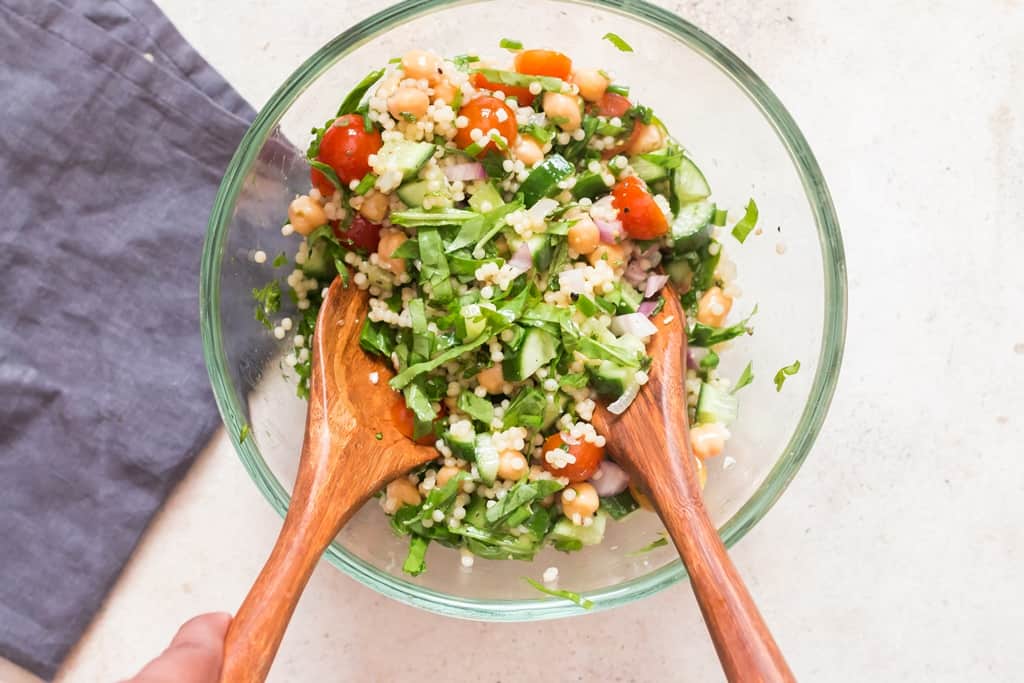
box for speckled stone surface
[2,1,1022,681]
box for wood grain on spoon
[219,277,436,683]
[592,287,795,683]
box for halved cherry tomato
[595,92,631,118]
[611,176,669,239]
[473,72,535,106]
[540,433,605,483]
[390,398,440,446]
[311,114,382,195]
[514,49,572,80]
[453,96,518,156]
[332,215,381,253]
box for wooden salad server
[219,277,436,683]
[592,287,795,683]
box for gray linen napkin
[0,0,256,677]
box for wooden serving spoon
[219,277,436,683]
[592,287,794,682]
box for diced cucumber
[519,154,574,207]
[670,200,715,253]
[695,381,738,426]
[541,392,567,430]
[396,179,452,208]
[375,140,436,181]
[664,257,694,285]
[571,171,608,200]
[629,154,669,183]
[469,182,505,212]
[673,156,711,203]
[300,239,334,279]
[528,235,553,271]
[445,425,477,460]
[503,328,557,381]
[615,281,643,314]
[474,433,500,485]
[588,360,635,400]
[549,511,608,548]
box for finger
[126,612,232,683]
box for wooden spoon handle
[218,518,327,683]
[648,463,795,682]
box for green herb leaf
[272,252,288,268]
[519,123,555,144]
[699,350,720,370]
[502,387,547,429]
[773,360,800,392]
[731,199,759,243]
[390,333,493,389]
[485,480,563,527]
[688,308,756,347]
[473,68,565,94]
[458,391,494,425]
[359,318,396,358]
[336,68,385,117]
[606,84,630,96]
[712,208,728,226]
[499,38,523,51]
[354,173,377,195]
[523,578,594,608]
[309,160,342,192]
[599,490,638,520]
[603,32,634,52]
[628,534,668,556]
[452,54,481,71]
[252,280,281,330]
[402,535,429,576]
[732,361,754,393]
[390,208,479,228]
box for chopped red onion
[687,349,698,369]
[509,241,533,271]
[589,460,630,496]
[638,300,659,317]
[607,381,641,415]
[624,259,649,287]
[594,217,623,244]
[611,312,658,337]
[645,273,669,298]
[443,162,486,182]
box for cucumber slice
[503,328,557,381]
[549,511,608,548]
[519,154,574,207]
[696,381,738,425]
[629,155,669,183]
[300,239,334,280]
[670,200,715,253]
[673,156,711,203]
[541,392,567,430]
[445,425,477,460]
[571,171,607,200]
[474,433,500,484]
[615,281,643,314]
[396,180,452,208]
[469,182,505,212]
[376,140,436,181]
[588,360,635,400]
[527,234,553,270]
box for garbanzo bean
[388,86,430,121]
[690,422,730,460]
[571,68,609,102]
[561,482,599,522]
[383,478,421,513]
[497,451,528,480]
[567,216,600,255]
[542,92,582,131]
[697,286,733,327]
[359,191,389,223]
[377,228,408,275]
[476,364,505,394]
[287,195,327,236]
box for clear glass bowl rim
[200,0,847,621]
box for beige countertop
[3,1,1022,681]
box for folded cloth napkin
[0,0,255,677]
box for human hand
[123,612,231,683]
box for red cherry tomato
[453,96,519,156]
[332,215,381,253]
[595,92,631,118]
[514,49,572,80]
[311,114,382,194]
[390,398,439,446]
[540,433,605,483]
[473,72,535,106]
[611,176,669,239]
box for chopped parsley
[271,252,287,268]
[732,361,755,393]
[602,32,634,52]
[731,199,759,243]
[252,281,281,330]
[628,535,668,556]
[524,578,594,609]
[773,360,801,391]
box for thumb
[125,612,232,683]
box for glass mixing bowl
[200,0,846,620]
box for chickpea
[696,286,733,327]
[514,135,544,167]
[498,450,528,481]
[359,191,389,223]
[567,216,600,255]
[690,422,730,460]
[542,92,582,132]
[432,80,458,105]
[288,195,327,236]
[388,87,430,121]
[587,243,627,269]
[476,364,504,394]
[401,49,442,83]
[626,122,665,155]
[561,482,599,522]
[383,478,421,513]
[571,68,609,102]
[377,228,408,275]
[436,465,462,487]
